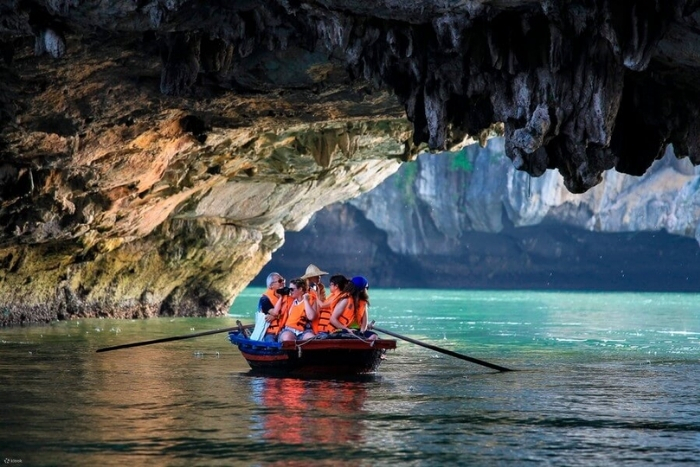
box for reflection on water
[247,376,369,465]
[1,291,699,466]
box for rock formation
[355,140,700,250]
[2,1,700,324]
[262,139,700,291]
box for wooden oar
[95,323,252,353]
[371,324,514,372]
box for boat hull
[228,331,396,375]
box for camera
[277,286,292,296]
[310,283,317,291]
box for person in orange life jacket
[312,274,349,337]
[298,264,327,337]
[329,276,376,339]
[300,263,328,304]
[278,278,318,342]
[258,272,291,343]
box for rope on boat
[294,334,319,357]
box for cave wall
[302,0,700,191]
[2,1,700,323]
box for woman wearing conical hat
[300,264,328,304]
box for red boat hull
[229,331,396,375]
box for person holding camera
[278,278,318,342]
[256,272,292,342]
[300,264,328,303]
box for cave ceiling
[2,0,700,323]
[2,1,700,192]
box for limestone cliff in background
[4,1,700,323]
[263,140,700,291]
[353,138,700,255]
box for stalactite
[160,32,200,96]
[199,36,234,75]
[34,27,66,58]
[0,0,699,194]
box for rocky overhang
[1,1,700,324]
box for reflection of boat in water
[249,375,369,450]
[228,330,396,375]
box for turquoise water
[1,289,699,465]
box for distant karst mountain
[3,1,700,323]
[259,139,700,292]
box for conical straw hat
[300,264,329,279]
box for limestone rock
[351,139,700,254]
[266,140,700,290]
[3,1,700,323]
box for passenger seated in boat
[330,276,377,340]
[278,278,318,342]
[312,274,349,338]
[300,264,328,304]
[257,273,291,342]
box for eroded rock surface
[265,142,700,291]
[2,1,700,323]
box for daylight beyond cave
[260,140,700,292]
[2,1,700,324]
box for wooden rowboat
[96,324,509,374]
[228,330,396,375]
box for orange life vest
[336,297,355,329]
[285,296,314,331]
[354,299,367,329]
[262,289,290,336]
[313,291,347,334]
[336,298,368,329]
[308,288,320,302]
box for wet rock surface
[2,1,700,323]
